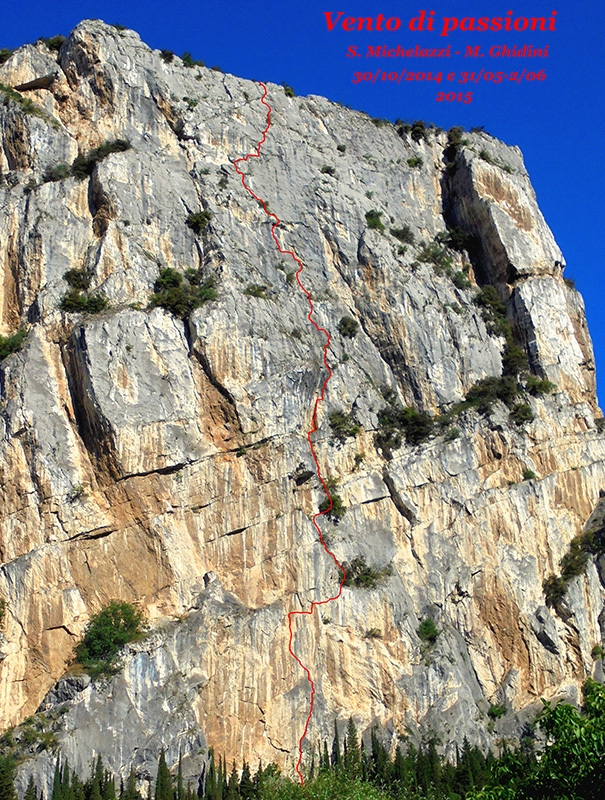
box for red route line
[232,82,347,786]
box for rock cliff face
[1,19,604,790]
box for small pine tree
[176,756,184,800]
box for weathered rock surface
[1,19,604,786]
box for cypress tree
[120,768,142,800]
[0,757,16,800]
[344,718,361,779]
[370,729,390,787]
[225,764,238,800]
[238,763,254,800]
[176,755,184,800]
[51,759,63,800]
[154,751,174,800]
[320,742,330,773]
[331,721,341,768]
[71,772,85,800]
[24,775,37,800]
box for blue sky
[2,0,604,399]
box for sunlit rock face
[0,19,604,789]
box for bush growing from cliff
[375,396,434,456]
[417,618,439,644]
[342,557,392,589]
[60,290,108,314]
[390,225,415,245]
[337,316,359,338]
[365,210,384,232]
[71,139,131,180]
[328,410,360,443]
[149,268,216,319]
[525,376,556,396]
[75,601,145,679]
[0,49,13,64]
[0,329,27,361]
[185,211,212,234]
[319,492,346,522]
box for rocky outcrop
[0,19,604,786]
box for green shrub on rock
[74,601,145,679]
[149,268,216,319]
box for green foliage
[337,316,359,338]
[445,426,460,441]
[417,618,439,644]
[71,140,131,180]
[563,277,576,289]
[452,270,471,289]
[328,410,360,443]
[281,83,295,97]
[63,269,92,291]
[365,210,384,232]
[364,628,382,639]
[502,343,529,376]
[154,751,174,800]
[160,50,174,63]
[410,120,428,143]
[444,125,468,168]
[465,376,520,413]
[474,286,511,338]
[543,574,568,608]
[0,49,13,64]
[389,225,415,245]
[591,644,605,660]
[510,403,534,426]
[337,144,346,153]
[0,755,16,800]
[407,156,423,168]
[185,211,212,234]
[488,704,507,720]
[445,225,476,252]
[43,163,72,183]
[343,557,392,589]
[59,290,108,314]
[181,52,204,67]
[559,537,590,581]
[149,269,216,318]
[320,165,336,176]
[0,83,58,127]
[479,149,514,174]
[417,240,453,275]
[74,601,145,679]
[41,36,66,51]
[375,392,434,455]
[243,284,268,299]
[522,469,537,481]
[525,376,556,396]
[0,329,27,361]
[318,492,346,521]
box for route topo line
[232,82,347,785]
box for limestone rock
[0,18,604,785]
